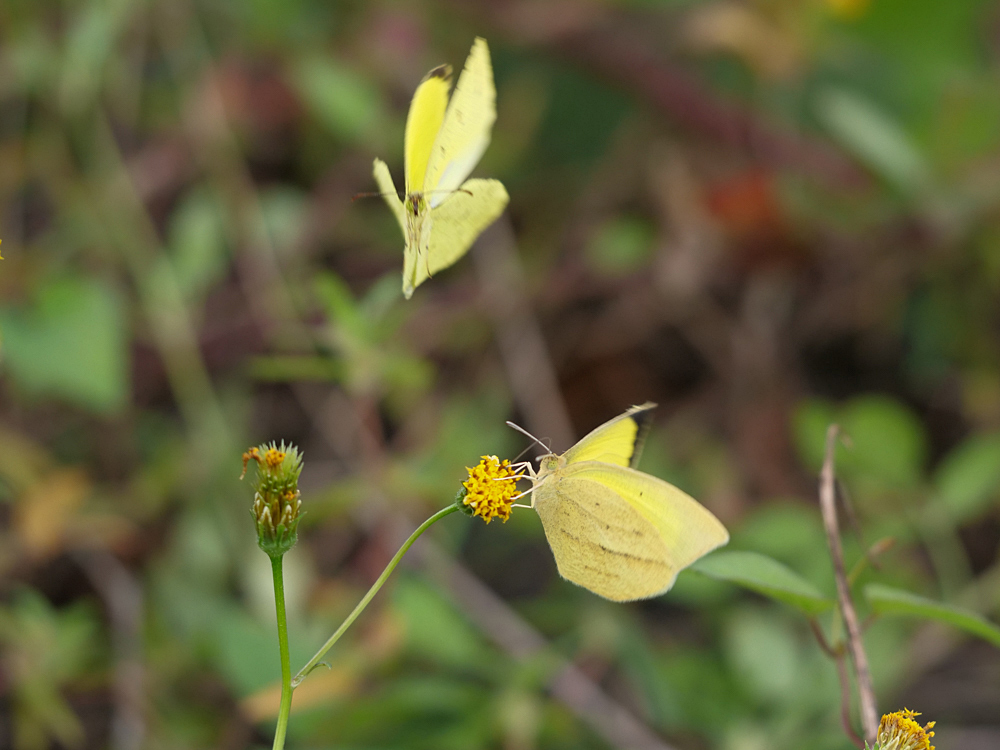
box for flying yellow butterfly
[373,37,509,299]
[513,403,729,602]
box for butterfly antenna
[352,190,400,202]
[505,421,551,453]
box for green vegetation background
[1,0,999,748]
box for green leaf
[815,88,931,192]
[839,395,927,488]
[691,551,833,615]
[294,56,382,144]
[585,216,654,275]
[0,278,128,412]
[865,584,1000,648]
[249,355,344,382]
[932,432,1000,523]
[167,187,228,300]
[791,398,837,472]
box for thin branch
[820,425,878,744]
[834,654,865,750]
[808,616,862,748]
[807,617,838,659]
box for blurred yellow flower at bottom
[828,0,870,19]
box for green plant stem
[271,555,293,750]
[292,503,460,687]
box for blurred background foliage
[1,0,1000,748]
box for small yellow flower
[462,455,522,524]
[875,709,936,750]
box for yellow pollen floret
[462,455,521,523]
[876,709,935,750]
[264,448,286,469]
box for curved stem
[820,425,878,744]
[270,555,293,750]
[292,504,460,687]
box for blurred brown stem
[834,656,865,749]
[820,425,878,745]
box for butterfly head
[405,193,426,217]
[536,453,565,479]
[539,454,560,469]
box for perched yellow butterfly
[513,403,729,602]
[373,37,509,299]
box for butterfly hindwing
[373,158,406,236]
[534,474,674,601]
[562,462,729,576]
[411,178,508,289]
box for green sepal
[454,486,475,517]
[258,522,300,558]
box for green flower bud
[242,441,304,558]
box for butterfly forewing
[562,402,657,468]
[404,66,451,194]
[423,37,496,203]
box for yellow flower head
[876,709,935,750]
[462,455,522,524]
[265,447,286,469]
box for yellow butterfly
[373,37,509,299]
[513,403,729,602]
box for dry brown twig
[820,424,879,745]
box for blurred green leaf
[315,272,365,341]
[791,399,837,472]
[0,278,128,412]
[585,216,655,275]
[932,432,1000,523]
[839,395,926,487]
[250,355,343,382]
[723,607,801,703]
[691,551,833,615]
[58,0,130,113]
[0,590,102,750]
[815,88,930,191]
[733,504,834,595]
[534,66,631,167]
[256,186,307,252]
[393,577,488,672]
[793,395,926,488]
[864,584,1000,648]
[294,56,382,144]
[167,188,229,300]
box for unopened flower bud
[242,441,304,558]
